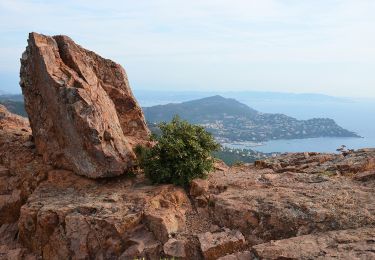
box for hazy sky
[0,0,374,97]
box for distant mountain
[143,95,360,142]
[0,94,27,117]
[144,95,257,123]
[0,94,23,101]
[133,89,348,107]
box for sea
[135,90,375,154]
[232,98,375,153]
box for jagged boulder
[20,32,149,178]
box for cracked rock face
[0,105,51,227]
[17,170,190,259]
[20,32,149,178]
[190,153,375,246]
[252,227,375,259]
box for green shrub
[134,116,220,187]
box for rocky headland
[0,33,374,260]
[143,95,360,143]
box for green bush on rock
[135,116,220,187]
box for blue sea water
[237,98,375,153]
[229,137,374,153]
[135,90,375,153]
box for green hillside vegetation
[213,147,273,166]
[143,95,360,142]
[148,121,273,166]
[0,99,27,117]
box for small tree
[135,116,220,187]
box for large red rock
[20,32,149,178]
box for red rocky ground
[1,32,375,259]
[1,104,375,259]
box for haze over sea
[135,90,375,153]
